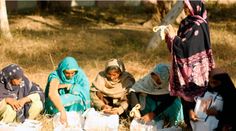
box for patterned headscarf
[0,64,44,122]
[45,56,91,110]
[167,0,215,102]
[0,64,23,91]
[184,0,207,20]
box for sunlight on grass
[0,3,236,130]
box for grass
[0,3,236,130]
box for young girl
[0,64,44,123]
[205,68,236,131]
[45,56,91,126]
[129,64,184,128]
[90,58,135,115]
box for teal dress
[45,57,91,115]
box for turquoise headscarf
[45,56,90,110]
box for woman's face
[10,78,22,86]
[209,76,221,89]
[106,69,121,82]
[184,3,191,16]
[151,73,162,85]
[64,70,76,79]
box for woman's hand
[189,109,198,121]
[5,98,21,111]
[165,25,176,38]
[140,112,155,123]
[101,104,112,110]
[60,111,68,127]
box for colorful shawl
[131,64,170,95]
[0,64,44,122]
[45,57,90,113]
[166,0,215,102]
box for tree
[0,0,12,40]
[146,1,184,51]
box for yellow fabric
[0,94,43,123]
[27,93,40,103]
[0,99,16,123]
[28,100,43,119]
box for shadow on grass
[212,44,236,78]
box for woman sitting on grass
[45,56,90,126]
[129,64,184,128]
[191,68,236,131]
[0,64,44,123]
[90,58,135,115]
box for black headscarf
[208,68,236,130]
[168,0,215,102]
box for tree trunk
[146,1,183,51]
[0,0,12,40]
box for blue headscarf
[152,63,170,83]
[131,64,170,95]
[45,56,91,110]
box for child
[129,64,184,128]
[90,58,135,115]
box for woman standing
[165,0,215,127]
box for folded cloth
[129,104,141,118]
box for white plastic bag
[83,108,119,131]
[130,118,182,131]
[0,119,42,131]
[53,111,84,131]
[130,118,158,131]
[191,91,223,131]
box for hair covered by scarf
[91,58,135,98]
[45,56,91,110]
[0,64,44,122]
[131,64,170,95]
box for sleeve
[123,73,135,89]
[154,94,176,116]
[117,95,129,115]
[128,91,139,109]
[90,84,106,110]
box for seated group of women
[0,56,184,128]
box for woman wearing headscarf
[0,64,44,123]
[90,58,135,115]
[45,56,90,126]
[204,68,236,131]
[165,0,215,127]
[129,64,184,128]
